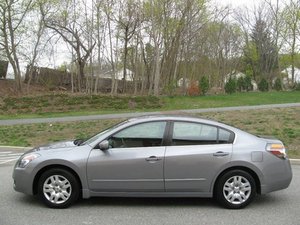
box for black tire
[38,168,80,208]
[214,170,256,209]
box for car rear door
[164,121,233,193]
[87,121,167,192]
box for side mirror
[99,140,109,151]
[74,139,83,146]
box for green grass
[0,91,299,119]
[0,107,299,158]
[198,107,300,158]
[162,91,300,110]
[0,119,122,147]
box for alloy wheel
[43,175,72,204]
[223,175,251,205]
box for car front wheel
[38,168,80,208]
[215,170,256,209]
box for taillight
[266,143,287,159]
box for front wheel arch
[33,165,82,196]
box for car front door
[164,121,233,193]
[87,121,167,192]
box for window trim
[96,120,235,149]
[103,120,170,149]
[218,127,235,144]
[169,121,235,146]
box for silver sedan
[13,115,292,209]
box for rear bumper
[260,159,292,194]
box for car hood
[36,140,77,151]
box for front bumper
[13,166,36,195]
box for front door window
[109,121,167,148]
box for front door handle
[145,156,162,162]
[213,151,229,157]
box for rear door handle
[145,156,162,162]
[213,151,229,157]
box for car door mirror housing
[99,140,109,151]
[73,139,84,146]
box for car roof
[127,114,224,126]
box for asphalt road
[1,102,300,126]
[0,149,300,225]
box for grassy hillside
[0,91,299,119]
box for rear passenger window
[172,122,218,145]
[172,122,234,146]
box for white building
[281,66,300,85]
[177,77,190,88]
[98,69,134,81]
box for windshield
[80,120,128,146]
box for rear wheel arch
[213,166,261,195]
[33,165,82,196]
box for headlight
[18,153,40,168]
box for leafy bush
[164,81,177,96]
[225,78,237,94]
[187,81,200,96]
[244,75,253,91]
[236,75,253,92]
[273,78,282,91]
[237,77,245,92]
[199,76,209,95]
[293,82,300,91]
[258,78,269,92]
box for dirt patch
[0,79,51,97]
[0,91,162,116]
[0,79,18,97]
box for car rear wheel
[215,170,256,209]
[38,168,80,208]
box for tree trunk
[153,42,161,96]
[291,27,296,84]
[122,34,129,93]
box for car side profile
[13,115,292,209]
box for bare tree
[23,1,47,93]
[143,0,166,96]
[101,0,119,95]
[40,0,96,92]
[0,0,33,91]
[282,0,300,84]
[93,0,105,94]
[117,0,140,93]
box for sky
[218,0,256,7]
[4,0,281,79]
[217,0,285,9]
